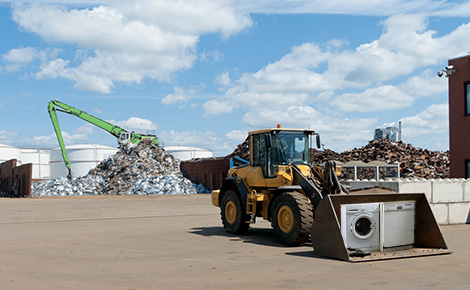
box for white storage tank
[19,148,51,180]
[164,145,212,161]
[0,143,21,163]
[50,144,118,179]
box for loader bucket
[310,193,451,262]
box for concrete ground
[0,194,468,290]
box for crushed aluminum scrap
[32,141,207,197]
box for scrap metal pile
[228,138,449,179]
[226,136,250,160]
[310,139,450,179]
[32,141,198,197]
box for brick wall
[448,55,470,178]
[180,157,230,191]
[0,159,33,197]
[0,159,17,195]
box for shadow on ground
[189,226,329,255]
[189,226,343,262]
[189,226,290,248]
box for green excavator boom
[47,100,158,180]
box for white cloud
[74,123,94,135]
[205,14,470,117]
[27,131,89,147]
[203,99,236,117]
[3,0,470,18]
[10,1,252,93]
[3,47,41,64]
[207,28,430,116]
[241,106,377,151]
[400,103,448,136]
[236,0,470,17]
[92,107,102,114]
[226,130,248,142]
[0,47,62,73]
[27,135,56,146]
[332,86,414,112]
[114,117,158,131]
[203,43,330,117]
[0,130,19,144]
[159,130,233,156]
[200,14,467,151]
[435,1,470,17]
[398,103,449,150]
[0,0,121,3]
[36,58,70,79]
[199,50,224,62]
[111,0,252,38]
[215,71,231,87]
[161,83,205,105]
[399,69,448,98]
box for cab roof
[248,127,316,135]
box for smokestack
[398,121,402,142]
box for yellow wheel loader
[212,125,451,262]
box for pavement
[0,194,468,290]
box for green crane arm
[48,100,128,138]
[48,99,158,180]
[47,100,129,180]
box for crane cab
[118,132,131,145]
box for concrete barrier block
[430,203,448,225]
[432,181,464,203]
[398,181,432,202]
[464,180,470,202]
[448,203,470,224]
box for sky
[0,0,469,157]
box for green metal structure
[47,100,158,180]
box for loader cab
[250,128,319,178]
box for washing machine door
[351,214,376,240]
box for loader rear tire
[271,192,313,246]
[220,190,249,234]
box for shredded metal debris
[32,141,206,197]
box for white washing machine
[341,203,381,252]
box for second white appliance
[380,201,415,252]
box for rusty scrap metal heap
[310,139,450,179]
[32,141,197,197]
[228,137,449,179]
[226,136,250,160]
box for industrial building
[447,55,470,178]
[374,126,398,141]
[164,146,212,161]
[374,121,402,142]
[0,143,50,180]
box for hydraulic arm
[47,100,158,180]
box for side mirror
[316,134,321,149]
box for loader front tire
[271,192,313,246]
[221,190,249,234]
